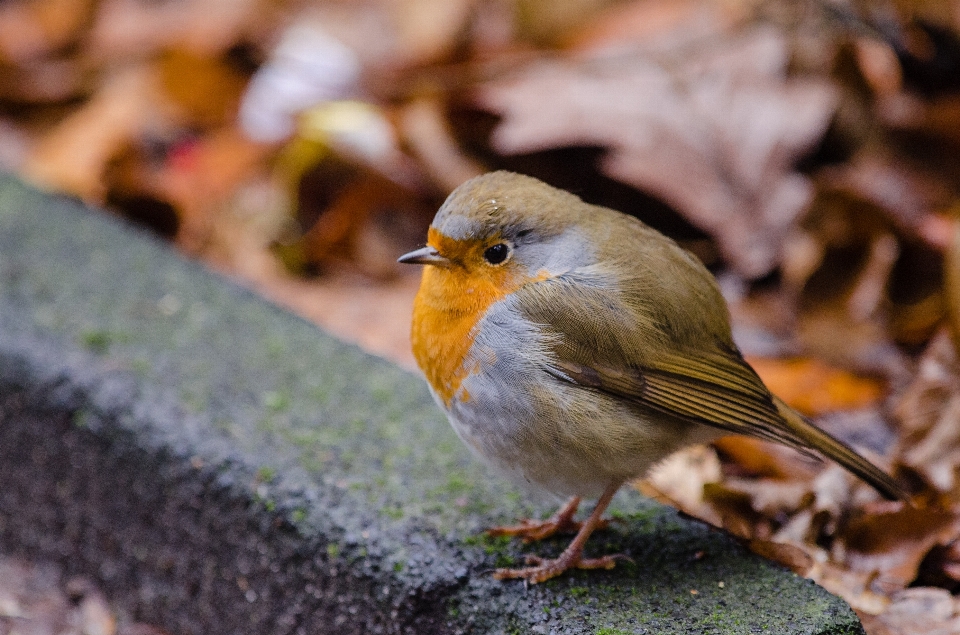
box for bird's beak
[397,246,450,266]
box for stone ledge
[0,175,864,634]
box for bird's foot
[486,516,592,542]
[486,497,611,543]
[493,552,629,584]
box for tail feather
[772,396,909,502]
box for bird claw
[486,517,584,542]
[487,517,612,542]
[494,552,629,584]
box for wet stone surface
[0,176,865,634]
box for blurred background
[3,0,960,632]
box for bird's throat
[410,265,507,407]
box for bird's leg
[493,483,628,584]
[487,496,604,543]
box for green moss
[130,358,150,377]
[382,505,403,520]
[462,532,511,553]
[255,466,277,483]
[72,409,93,429]
[371,386,391,403]
[262,390,290,412]
[79,329,113,354]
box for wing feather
[520,270,908,501]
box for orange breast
[410,230,524,407]
[410,267,499,406]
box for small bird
[398,171,907,584]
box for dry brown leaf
[390,0,476,65]
[0,55,90,104]
[150,128,271,251]
[399,98,485,192]
[702,482,773,540]
[915,537,960,587]
[894,329,960,492]
[640,444,723,524]
[864,587,960,635]
[22,66,160,200]
[945,218,960,354]
[284,172,413,278]
[815,560,891,615]
[747,538,814,575]
[159,48,250,129]
[78,590,117,635]
[837,503,960,592]
[748,357,886,416]
[879,92,960,145]
[0,0,94,64]
[567,0,741,52]
[478,25,838,277]
[87,0,262,60]
[719,476,815,518]
[815,153,953,243]
[713,436,820,481]
[514,0,622,45]
[853,36,903,96]
[789,180,935,368]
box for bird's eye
[483,243,510,265]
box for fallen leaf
[79,591,117,635]
[915,537,960,588]
[513,0,622,45]
[945,218,960,354]
[894,329,960,492]
[567,0,741,52]
[152,127,271,252]
[0,0,93,64]
[641,444,722,523]
[22,66,160,200]
[713,436,820,481]
[814,153,953,246]
[390,0,476,64]
[0,56,90,104]
[478,25,838,277]
[815,560,891,615]
[747,538,813,575]
[159,47,251,129]
[748,357,886,416]
[238,22,361,143]
[87,0,261,60]
[838,504,960,592]
[702,481,773,540]
[853,36,903,97]
[868,587,960,635]
[399,97,485,192]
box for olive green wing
[550,349,802,449]
[516,272,908,501]
[549,350,907,501]
[515,264,790,444]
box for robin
[398,171,906,584]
